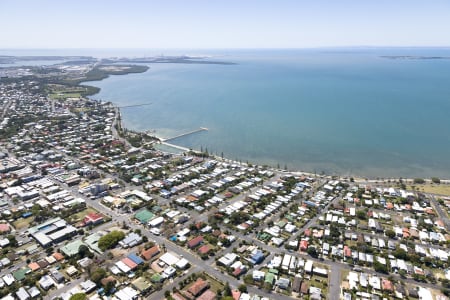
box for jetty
[118,103,152,109]
[162,127,208,142]
[160,142,190,152]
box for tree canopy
[69,293,87,300]
[98,230,125,251]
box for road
[111,105,132,148]
[46,278,84,300]
[0,99,13,121]
[430,195,450,231]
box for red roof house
[187,278,209,297]
[141,245,160,260]
[83,213,104,226]
[122,257,138,270]
[187,236,204,249]
[198,245,212,255]
[300,240,309,251]
[0,224,10,233]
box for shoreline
[110,103,450,184]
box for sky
[1,0,450,49]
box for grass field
[47,83,88,100]
[13,217,34,230]
[408,184,450,197]
[341,269,350,281]
[203,273,225,293]
[49,92,82,100]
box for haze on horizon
[1,0,450,49]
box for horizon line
[2,45,450,51]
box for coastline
[109,101,450,185]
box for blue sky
[1,0,450,48]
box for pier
[162,127,208,142]
[118,103,152,109]
[160,142,190,152]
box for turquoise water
[85,49,450,178]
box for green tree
[413,178,425,184]
[238,284,247,293]
[243,274,254,285]
[78,244,90,258]
[307,247,318,258]
[393,248,408,260]
[373,261,388,274]
[385,229,396,239]
[69,293,87,300]
[431,177,441,184]
[223,282,232,297]
[356,210,367,220]
[98,230,125,251]
[90,268,107,285]
[105,280,115,294]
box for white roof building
[16,287,30,300]
[114,287,139,300]
[159,252,180,266]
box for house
[300,282,309,295]
[172,293,187,300]
[218,253,238,267]
[27,286,40,298]
[80,280,96,293]
[66,266,78,277]
[253,270,265,281]
[249,249,265,264]
[28,262,40,272]
[175,258,189,269]
[292,276,302,293]
[0,223,10,234]
[163,266,177,278]
[141,245,160,260]
[231,290,241,300]
[198,245,212,255]
[408,288,419,298]
[187,236,204,249]
[52,252,64,261]
[300,240,309,251]
[50,270,65,283]
[187,278,210,297]
[16,287,30,300]
[309,287,322,300]
[159,252,181,266]
[119,232,142,248]
[197,289,217,300]
[304,260,313,274]
[233,267,245,277]
[39,275,55,290]
[122,258,138,270]
[101,276,117,287]
[83,212,104,226]
[277,277,290,289]
[265,272,275,285]
[381,278,393,292]
[114,286,139,300]
[313,267,328,277]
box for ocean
[4,48,450,178]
